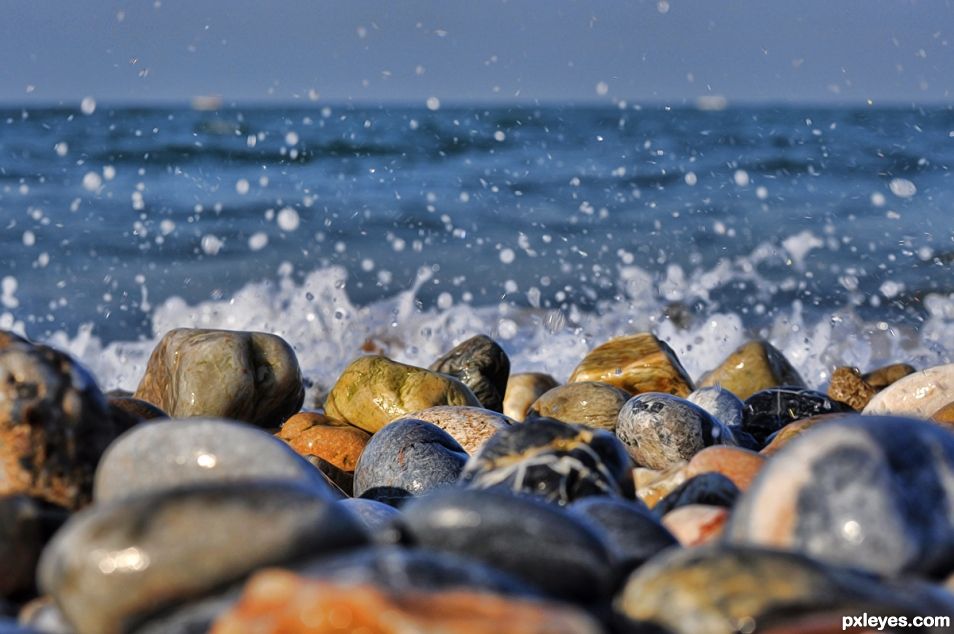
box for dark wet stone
[726,425,761,450]
[616,393,737,469]
[336,498,402,544]
[698,339,805,400]
[528,381,631,431]
[651,473,740,518]
[728,415,954,577]
[0,496,69,599]
[742,387,853,445]
[107,397,167,422]
[306,456,354,497]
[353,419,468,502]
[94,418,338,503]
[39,481,369,634]
[0,331,123,509]
[399,488,614,602]
[460,416,632,505]
[429,335,511,412]
[686,386,744,427]
[616,544,953,634]
[297,545,538,597]
[568,497,678,577]
[863,362,917,390]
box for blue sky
[1,0,951,105]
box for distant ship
[190,95,223,111]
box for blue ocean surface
[1,103,952,390]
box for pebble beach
[2,325,954,633]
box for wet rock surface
[276,411,370,472]
[460,416,632,505]
[569,333,694,397]
[728,415,954,577]
[698,339,805,400]
[863,363,954,417]
[94,418,336,502]
[503,372,560,421]
[0,331,122,509]
[686,386,744,427]
[323,355,481,432]
[742,387,853,445]
[0,496,68,599]
[652,472,740,517]
[429,335,510,412]
[616,393,736,469]
[134,328,304,427]
[827,366,877,411]
[353,419,468,503]
[528,381,631,431]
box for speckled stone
[211,571,601,634]
[429,335,511,412]
[399,488,614,602]
[615,545,942,634]
[661,504,730,546]
[727,415,954,577]
[400,405,512,454]
[134,328,305,427]
[698,340,805,400]
[686,445,765,492]
[616,393,737,470]
[323,356,481,433]
[460,417,632,505]
[335,499,401,545]
[528,381,631,431]
[827,366,877,411]
[652,473,740,517]
[863,362,917,390]
[276,411,370,472]
[94,418,337,503]
[503,373,560,422]
[569,333,695,397]
[759,413,850,456]
[568,497,677,574]
[742,387,853,445]
[686,385,744,428]
[107,397,167,422]
[633,462,689,508]
[297,546,536,596]
[39,482,369,634]
[353,419,468,503]
[0,331,122,509]
[0,496,68,598]
[863,363,954,417]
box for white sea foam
[35,253,954,403]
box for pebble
[18,596,71,634]
[742,387,853,445]
[652,473,740,517]
[568,332,695,397]
[106,396,167,422]
[38,482,369,634]
[134,328,304,427]
[528,381,631,431]
[634,462,689,508]
[727,415,954,577]
[615,544,946,634]
[0,496,68,598]
[661,504,730,546]
[616,393,737,469]
[932,401,954,425]
[698,339,805,400]
[0,330,122,508]
[863,362,916,390]
[323,355,481,433]
[863,363,954,417]
[686,385,744,427]
[429,335,510,412]
[686,445,765,491]
[94,418,337,503]
[568,497,677,574]
[334,499,401,544]
[211,570,601,634]
[758,413,850,456]
[826,366,877,411]
[401,405,512,453]
[352,419,468,503]
[398,488,615,602]
[276,411,369,472]
[460,416,632,505]
[503,372,560,421]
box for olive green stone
[529,381,630,431]
[698,340,804,400]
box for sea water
[1,104,952,393]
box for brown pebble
[569,333,695,397]
[277,412,370,472]
[211,569,602,634]
[759,413,850,457]
[826,367,876,411]
[661,504,729,546]
[862,362,916,390]
[686,446,765,492]
[931,402,954,426]
[503,373,560,422]
[634,462,689,508]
